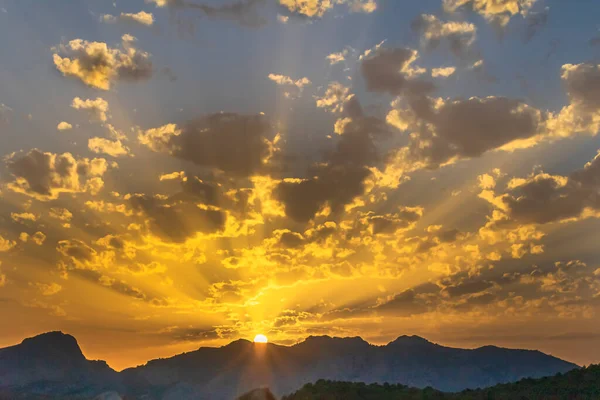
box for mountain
[0,331,123,399]
[121,335,577,399]
[0,332,579,400]
[282,364,600,399]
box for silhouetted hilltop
[0,331,122,399]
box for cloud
[130,190,226,242]
[57,121,73,131]
[11,212,38,223]
[49,208,73,228]
[268,73,311,99]
[277,97,389,222]
[6,149,108,200]
[412,14,477,58]
[278,0,376,18]
[432,66,456,78]
[326,48,352,65]
[20,231,47,245]
[360,47,434,97]
[139,113,279,177]
[443,0,539,27]
[0,236,16,252]
[53,35,152,90]
[496,149,600,224]
[388,96,544,168]
[363,207,423,235]
[159,171,185,181]
[71,97,109,122]
[101,11,155,26]
[546,63,600,139]
[315,82,354,113]
[34,282,62,296]
[88,137,131,157]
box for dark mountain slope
[121,335,577,399]
[0,332,123,399]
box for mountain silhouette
[0,332,578,400]
[0,331,122,399]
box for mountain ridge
[0,331,580,400]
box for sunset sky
[1,0,600,371]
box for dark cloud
[278,231,306,248]
[6,149,108,200]
[502,150,600,224]
[139,113,277,178]
[367,208,422,235]
[277,98,389,222]
[562,63,600,112]
[395,96,543,168]
[361,47,435,97]
[130,190,226,243]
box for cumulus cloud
[547,63,600,138]
[360,47,433,97]
[443,0,539,27]
[388,96,544,168]
[57,121,73,131]
[5,149,108,200]
[268,73,311,98]
[53,35,152,90]
[88,137,131,157]
[412,14,477,58]
[278,0,376,18]
[277,97,389,222]
[71,97,109,122]
[496,149,600,224]
[139,113,278,177]
[101,11,155,26]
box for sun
[253,334,268,343]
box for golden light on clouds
[0,0,599,373]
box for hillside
[282,365,600,400]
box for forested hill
[281,364,600,400]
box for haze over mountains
[0,332,578,400]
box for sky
[1,0,600,371]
